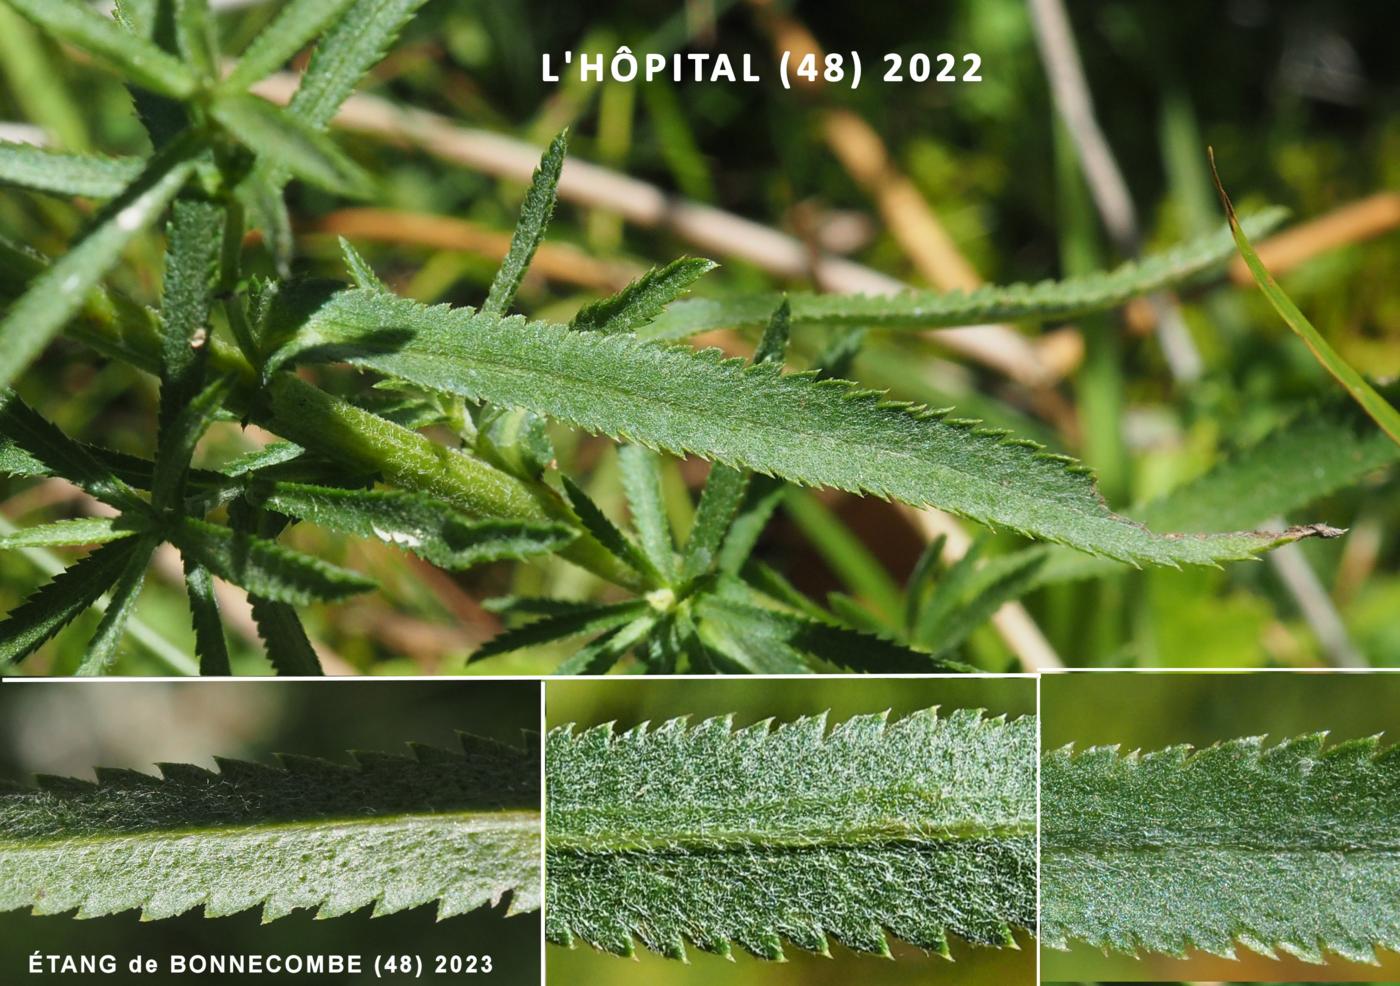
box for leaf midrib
[0,806,539,851]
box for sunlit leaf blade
[0,517,134,549]
[223,0,359,92]
[170,517,375,604]
[554,615,656,675]
[642,211,1287,339]
[4,0,197,99]
[212,94,372,198]
[0,540,138,667]
[1042,735,1400,963]
[76,537,154,676]
[547,709,1035,960]
[1212,158,1400,446]
[616,445,674,580]
[571,257,717,335]
[283,0,429,130]
[247,480,576,570]
[0,143,143,198]
[560,477,658,583]
[483,129,566,316]
[0,139,198,395]
[0,736,541,920]
[292,288,1335,567]
[1032,394,1398,586]
[683,463,750,579]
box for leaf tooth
[778,919,829,956]
[1275,933,1326,965]
[689,713,734,741]
[211,755,285,784]
[92,766,161,789]
[409,740,465,765]
[277,752,357,778]
[33,773,97,795]
[154,762,218,785]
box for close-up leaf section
[545,707,1035,961]
[1042,734,1400,964]
[0,733,541,922]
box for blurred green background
[0,680,542,986]
[1,0,1397,674]
[545,676,1035,984]
[1042,671,1400,982]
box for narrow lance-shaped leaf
[1211,153,1400,446]
[4,0,197,99]
[288,288,1336,568]
[642,210,1287,339]
[0,735,541,921]
[616,445,674,580]
[483,130,567,316]
[76,536,156,676]
[246,480,577,570]
[571,257,717,335]
[212,94,373,198]
[182,558,230,676]
[170,517,376,605]
[249,595,322,677]
[0,136,199,395]
[547,708,1035,960]
[0,517,135,550]
[0,143,143,199]
[1042,734,1400,963]
[222,0,359,92]
[0,540,140,668]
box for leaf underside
[287,288,1332,568]
[1042,734,1400,964]
[0,734,541,921]
[546,708,1035,961]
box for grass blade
[1211,152,1400,446]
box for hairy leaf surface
[546,708,1035,960]
[1042,735,1400,963]
[287,288,1329,567]
[643,211,1286,338]
[0,735,541,921]
[0,143,143,198]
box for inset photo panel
[1040,670,1400,982]
[0,680,543,984]
[543,675,1037,986]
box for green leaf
[0,143,143,198]
[1042,734,1400,963]
[483,129,567,316]
[616,445,674,580]
[1033,395,1398,586]
[471,601,649,663]
[246,480,576,570]
[339,236,389,292]
[212,94,372,198]
[0,137,198,395]
[547,708,1035,959]
[683,463,750,580]
[1213,158,1400,446]
[150,375,233,511]
[0,517,136,549]
[560,477,659,584]
[249,596,322,676]
[157,196,223,433]
[4,0,197,99]
[289,288,1336,568]
[554,615,656,675]
[0,735,540,920]
[76,537,154,676]
[692,595,967,674]
[0,393,148,514]
[170,517,376,605]
[283,0,429,130]
[570,257,717,335]
[182,560,230,676]
[916,551,1046,659]
[223,0,358,92]
[0,540,139,667]
[642,210,1288,339]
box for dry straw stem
[1228,192,1400,284]
[249,73,1055,387]
[304,208,642,292]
